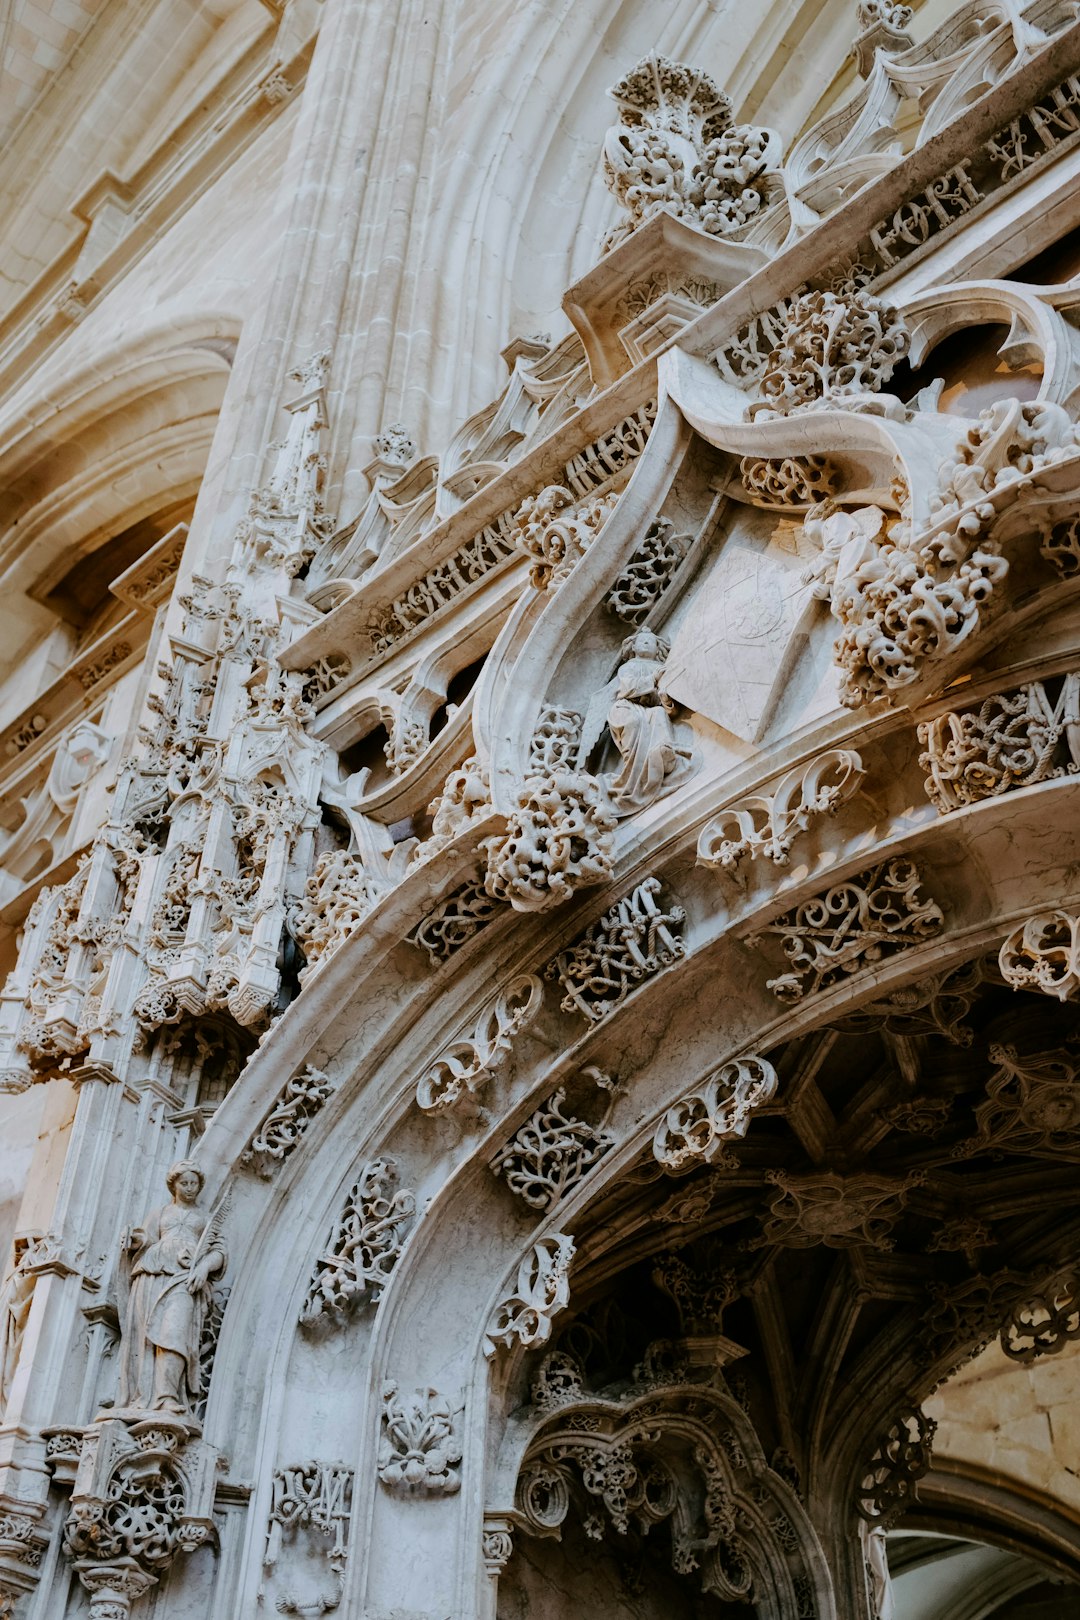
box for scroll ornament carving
[601,54,783,252]
[698,750,864,873]
[300,1159,415,1332]
[999,911,1080,1000]
[483,771,616,912]
[531,1350,586,1413]
[484,1234,575,1356]
[410,877,501,963]
[653,1057,778,1173]
[750,857,944,1002]
[482,1515,515,1576]
[955,1040,1080,1158]
[604,517,688,624]
[115,1162,227,1425]
[856,1408,936,1525]
[290,849,388,976]
[264,1461,352,1574]
[919,672,1080,812]
[1042,515,1080,577]
[491,1067,617,1209]
[416,973,543,1114]
[377,1383,463,1495]
[548,876,685,1022]
[1001,1271,1080,1363]
[242,1065,336,1178]
[755,1170,919,1250]
[832,957,990,1046]
[511,486,618,590]
[740,451,841,508]
[752,289,909,417]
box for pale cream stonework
[1,1,1080,1617]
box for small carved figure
[582,630,695,815]
[116,1161,227,1421]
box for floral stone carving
[752,289,909,417]
[750,857,944,1002]
[601,54,782,253]
[653,1056,778,1173]
[410,877,501,962]
[999,911,1080,1001]
[547,876,685,1022]
[484,771,616,911]
[491,1067,617,1209]
[291,850,387,977]
[300,1159,415,1332]
[377,1383,463,1495]
[484,1234,575,1357]
[955,1040,1080,1159]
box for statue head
[165,1160,204,1204]
[621,629,669,664]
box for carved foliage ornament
[752,289,909,417]
[416,973,543,1114]
[491,1067,617,1210]
[300,1158,415,1332]
[483,771,616,912]
[511,486,618,590]
[377,1383,463,1495]
[698,750,864,873]
[484,1234,575,1357]
[653,1056,777,1173]
[751,856,944,1002]
[812,401,1080,708]
[601,54,783,252]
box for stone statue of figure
[582,629,696,815]
[116,1161,227,1421]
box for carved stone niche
[505,1385,828,1612]
[563,208,768,389]
[62,1417,219,1617]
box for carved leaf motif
[484,1235,575,1357]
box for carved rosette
[377,1383,463,1495]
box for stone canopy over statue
[115,1161,227,1425]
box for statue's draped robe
[118,1201,224,1413]
[607,654,694,812]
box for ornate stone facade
[2,5,1080,1619]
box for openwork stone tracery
[8,6,1080,1619]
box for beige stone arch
[182,739,1080,1615]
